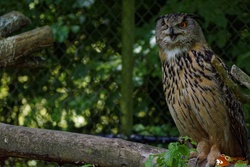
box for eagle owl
[155,13,248,166]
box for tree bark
[231,64,250,89]
[0,123,166,167]
[0,11,31,38]
[0,11,53,67]
[0,26,53,67]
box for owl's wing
[188,47,248,157]
[212,55,248,158]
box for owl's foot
[189,141,221,167]
[188,140,210,166]
[205,144,221,167]
[196,140,210,164]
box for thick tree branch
[0,11,31,37]
[0,11,53,67]
[211,56,250,104]
[0,26,53,67]
[0,123,166,167]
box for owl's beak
[169,27,177,41]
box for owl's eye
[178,21,187,28]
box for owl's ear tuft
[155,16,165,22]
[186,14,201,21]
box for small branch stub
[231,65,250,90]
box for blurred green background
[1,0,250,166]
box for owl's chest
[162,59,191,103]
[162,52,216,104]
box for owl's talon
[195,158,199,167]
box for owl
[155,13,248,166]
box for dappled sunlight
[58,110,68,130]
[73,115,87,128]
[0,73,10,99]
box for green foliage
[0,0,123,134]
[51,24,70,43]
[145,137,197,167]
[235,164,247,167]
[81,164,93,167]
[133,124,179,136]
[145,154,156,167]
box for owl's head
[155,13,206,52]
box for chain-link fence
[1,0,250,166]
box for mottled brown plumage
[155,13,248,166]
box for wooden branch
[0,26,53,67]
[211,56,250,104]
[231,65,250,89]
[0,123,166,167]
[0,122,246,167]
[0,11,31,37]
[0,11,53,67]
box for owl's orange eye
[179,21,187,28]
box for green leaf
[234,164,247,167]
[71,25,80,33]
[177,144,190,157]
[163,151,173,166]
[81,165,93,167]
[144,154,156,167]
[51,24,69,43]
